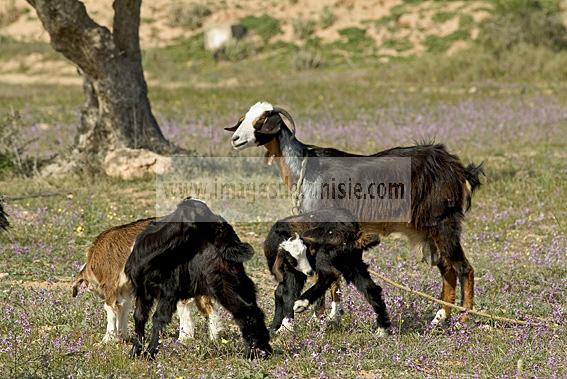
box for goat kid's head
[273,233,314,281]
[225,102,296,150]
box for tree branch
[112,0,142,55]
[26,0,114,76]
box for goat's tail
[71,263,87,297]
[463,162,485,211]
[0,200,9,231]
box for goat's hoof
[177,333,195,343]
[246,345,272,360]
[374,326,390,338]
[293,299,309,313]
[129,345,143,359]
[275,317,294,334]
[430,309,447,326]
[102,333,118,343]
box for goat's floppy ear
[254,112,281,135]
[272,251,285,282]
[224,115,244,132]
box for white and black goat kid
[265,208,383,333]
[226,102,484,325]
[71,217,222,343]
[125,198,272,360]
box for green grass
[0,36,566,377]
[240,14,282,42]
[431,11,456,24]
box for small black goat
[265,208,386,334]
[125,198,272,359]
[0,199,9,231]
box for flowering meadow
[1,66,566,378]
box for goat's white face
[229,102,273,150]
[279,234,314,276]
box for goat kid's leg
[102,302,119,343]
[177,299,195,342]
[146,297,177,359]
[338,262,391,335]
[294,271,339,314]
[212,273,272,359]
[130,297,153,358]
[116,297,132,342]
[195,296,223,340]
[276,272,306,333]
[327,280,344,323]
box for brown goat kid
[72,217,222,342]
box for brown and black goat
[226,102,484,325]
[72,217,222,343]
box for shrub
[0,111,39,178]
[292,48,322,70]
[382,37,413,52]
[292,18,316,40]
[167,3,212,30]
[319,7,336,29]
[0,0,21,27]
[240,15,282,42]
[424,29,470,53]
[479,0,567,53]
[432,11,456,24]
[216,40,259,62]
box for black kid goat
[265,208,386,334]
[125,198,272,359]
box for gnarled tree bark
[26,0,180,171]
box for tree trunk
[26,0,179,165]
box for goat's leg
[275,271,306,333]
[211,272,272,359]
[457,256,474,321]
[102,302,118,343]
[271,283,286,331]
[130,297,153,358]
[327,280,343,322]
[116,297,132,341]
[294,262,340,315]
[177,299,195,342]
[146,296,177,359]
[195,296,223,340]
[337,261,390,335]
[432,259,457,325]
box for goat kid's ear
[254,112,281,135]
[355,231,381,250]
[224,115,244,132]
[272,252,285,283]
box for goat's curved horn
[273,106,296,134]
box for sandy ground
[0,0,503,86]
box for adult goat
[226,102,483,325]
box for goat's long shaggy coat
[125,198,272,359]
